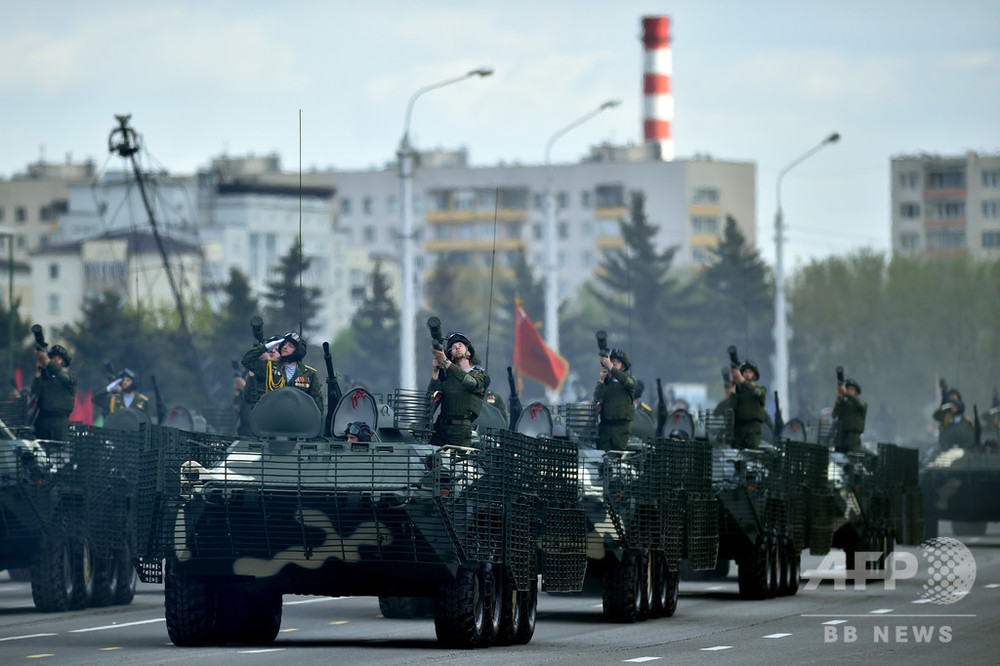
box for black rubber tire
[90,550,120,608]
[650,552,667,619]
[776,538,791,597]
[661,568,679,618]
[603,551,642,622]
[112,547,137,606]
[495,569,522,646]
[67,530,93,610]
[766,536,779,599]
[514,576,537,645]
[434,566,484,648]
[229,588,282,644]
[30,532,74,612]
[952,521,987,537]
[638,550,653,621]
[738,538,769,600]
[164,562,223,647]
[478,563,501,647]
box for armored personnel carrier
[0,412,138,610]
[137,386,538,648]
[922,442,1000,538]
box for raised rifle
[655,377,667,438]
[322,341,342,437]
[506,366,522,431]
[150,374,167,425]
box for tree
[263,240,322,334]
[344,262,400,394]
[693,215,774,395]
[0,297,34,390]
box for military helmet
[49,344,72,367]
[346,421,372,442]
[282,331,307,362]
[120,367,138,390]
[609,348,631,371]
[668,428,690,441]
[845,378,862,394]
[445,331,475,362]
[740,359,760,380]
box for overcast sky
[2,0,998,270]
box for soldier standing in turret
[594,348,636,451]
[730,358,766,450]
[32,344,77,441]
[428,332,488,447]
[833,374,867,453]
[241,331,322,414]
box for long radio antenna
[484,188,499,374]
[298,109,304,337]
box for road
[1,523,998,665]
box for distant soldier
[594,348,636,451]
[31,344,77,441]
[97,368,150,414]
[933,386,974,449]
[729,358,766,450]
[428,332,488,447]
[832,371,867,453]
[242,331,323,414]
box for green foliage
[263,240,322,333]
[0,297,34,388]
[342,262,401,394]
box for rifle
[427,317,445,351]
[150,375,167,425]
[251,316,264,344]
[506,366,522,430]
[655,378,667,438]
[774,390,784,439]
[322,341,342,437]
[939,377,949,405]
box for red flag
[513,303,569,392]
[70,389,94,425]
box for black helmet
[346,421,372,442]
[845,378,861,394]
[282,331,307,362]
[120,368,137,389]
[445,331,476,363]
[49,345,72,367]
[609,348,631,371]
[740,359,760,380]
[668,428,690,441]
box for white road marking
[985,584,1000,589]
[822,619,847,625]
[239,648,285,654]
[0,633,57,642]
[763,633,791,639]
[284,597,343,605]
[912,598,932,604]
[701,646,733,651]
[70,618,165,633]
[624,658,661,663]
[870,608,894,614]
[706,585,724,590]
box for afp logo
[805,536,976,604]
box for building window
[691,216,719,234]
[363,227,375,243]
[692,187,720,204]
[16,206,27,223]
[598,219,619,236]
[505,222,522,238]
[581,190,592,208]
[340,198,351,215]
[983,170,1000,188]
[429,190,450,211]
[899,232,921,251]
[982,201,1000,219]
[455,189,475,210]
[498,187,528,210]
[557,191,568,209]
[16,236,25,250]
[49,263,59,279]
[362,196,373,215]
[900,203,921,219]
[926,227,965,250]
[558,222,568,239]
[582,221,593,236]
[982,231,1000,248]
[898,171,920,189]
[926,168,965,189]
[926,201,965,219]
[477,189,496,211]
[595,184,624,208]
[386,195,398,215]
[48,294,59,315]
[532,193,543,210]
[532,224,542,240]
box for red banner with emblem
[513,303,569,392]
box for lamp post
[773,132,840,409]
[543,100,621,370]
[0,228,14,381]
[397,67,493,390]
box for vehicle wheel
[478,563,502,647]
[90,550,120,608]
[514,575,537,645]
[67,530,93,610]
[661,566,679,618]
[164,561,223,647]
[603,550,641,622]
[766,537,779,599]
[112,545,137,606]
[434,566,484,648]
[229,587,282,644]
[638,550,653,621]
[952,521,987,537]
[785,540,801,596]
[496,569,522,645]
[650,552,667,619]
[30,531,74,612]
[738,538,769,600]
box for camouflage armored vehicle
[0,412,138,611]
[921,443,1000,538]
[137,386,538,648]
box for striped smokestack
[641,15,673,160]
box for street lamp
[773,132,840,410]
[0,228,14,381]
[398,67,493,390]
[543,100,621,370]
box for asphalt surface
[1,522,998,665]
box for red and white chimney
[641,16,674,161]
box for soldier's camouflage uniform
[428,363,487,447]
[732,379,766,450]
[833,391,867,453]
[31,360,77,441]
[594,367,636,451]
